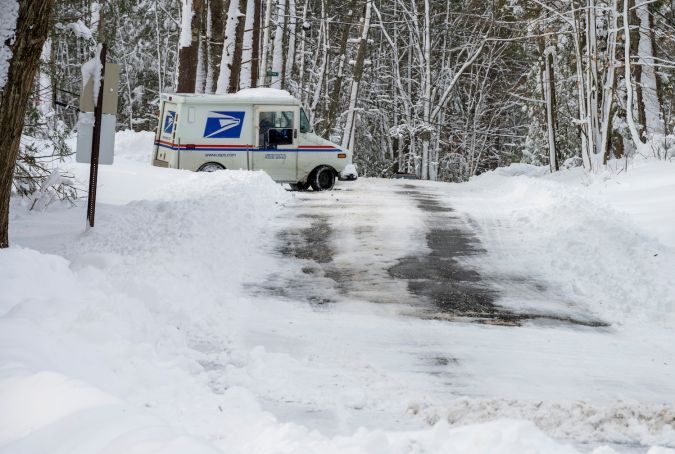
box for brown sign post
[86,44,107,228]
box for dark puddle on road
[390,187,609,328]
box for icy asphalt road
[244,178,675,449]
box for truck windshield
[300,108,311,133]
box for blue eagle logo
[163,110,176,134]
[203,111,245,139]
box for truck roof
[161,88,301,106]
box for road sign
[80,63,119,115]
[267,70,279,77]
[77,44,117,228]
[76,112,115,164]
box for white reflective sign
[76,112,116,165]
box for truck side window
[300,108,311,133]
[277,111,294,128]
[259,112,275,147]
[259,111,294,148]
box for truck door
[155,101,178,165]
[252,105,298,182]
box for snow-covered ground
[1,131,674,453]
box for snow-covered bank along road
[2,131,675,453]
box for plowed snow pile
[442,160,675,327]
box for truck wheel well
[309,165,338,179]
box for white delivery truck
[152,88,354,191]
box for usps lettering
[203,111,245,138]
[163,111,176,134]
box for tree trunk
[623,0,650,155]
[629,0,647,143]
[239,0,256,89]
[270,0,286,88]
[599,0,618,163]
[572,6,592,170]
[216,0,240,93]
[297,0,309,102]
[322,0,358,138]
[250,0,262,87]
[341,0,372,153]
[540,34,559,172]
[0,0,54,248]
[177,0,205,93]
[259,0,274,86]
[421,0,431,179]
[635,0,664,140]
[195,4,208,94]
[283,0,296,88]
[228,0,248,93]
[206,0,225,94]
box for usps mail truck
[152,88,353,191]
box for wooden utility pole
[86,44,107,228]
[0,0,54,248]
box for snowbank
[1,164,291,452]
[445,159,675,326]
[111,129,156,163]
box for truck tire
[309,166,336,191]
[198,162,225,172]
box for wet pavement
[256,183,608,328]
[391,187,608,327]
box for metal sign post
[86,44,107,228]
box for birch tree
[270,0,286,88]
[216,0,241,93]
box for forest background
[17,0,675,190]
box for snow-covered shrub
[437,152,469,182]
[14,103,80,209]
[562,156,584,169]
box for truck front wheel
[310,166,336,191]
[198,162,225,172]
